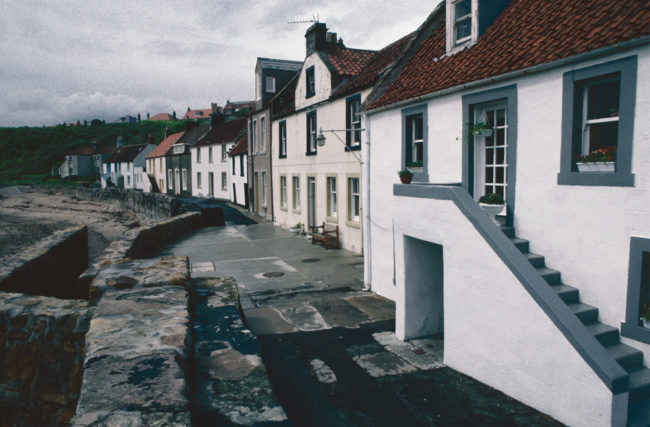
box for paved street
[160,221,560,426]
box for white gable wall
[295,54,332,110]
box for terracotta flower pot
[400,174,413,184]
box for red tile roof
[194,118,247,147]
[149,113,174,121]
[369,0,650,110]
[325,45,376,77]
[333,32,415,99]
[105,144,150,163]
[182,109,212,120]
[146,132,184,159]
[66,146,95,156]
[228,132,248,156]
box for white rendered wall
[393,195,617,427]
[230,153,248,207]
[147,157,167,193]
[366,47,650,359]
[191,144,233,199]
[295,54,332,111]
[271,92,366,254]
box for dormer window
[454,0,472,44]
[446,0,477,53]
[266,77,276,93]
[306,67,315,98]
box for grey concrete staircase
[502,226,650,427]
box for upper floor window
[306,66,315,98]
[196,172,202,189]
[279,121,287,158]
[402,104,428,182]
[348,177,360,222]
[261,171,267,206]
[221,144,227,162]
[454,0,472,44]
[239,155,244,177]
[280,176,287,209]
[252,120,257,153]
[266,77,276,93]
[260,117,266,152]
[196,147,201,163]
[558,56,636,187]
[306,111,317,155]
[346,95,361,150]
[208,147,213,163]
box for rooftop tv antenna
[287,15,319,25]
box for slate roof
[146,132,184,159]
[105,144,150,163]
[228,132,248,156]
[171,124,211,152]
[194,118,247,147]
[66,146,95,156]
[257,57,303,72]
[332,32,415,100]
[149,113,174,121]
[368,0,650,110]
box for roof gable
[146,132,184,159]
[194,118,247,147]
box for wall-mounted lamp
[317,127,364,163]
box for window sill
[346,220,361,229]
[326,216,338,224]
[279,155,287,159]
[621,322,650,345]
[292,208,301,214]
[306,93,315,99]
[557,171,634,187]
[306,151,317,156]
[280,206,288,211]
[346,145,361,152]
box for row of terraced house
[93,1,649,425]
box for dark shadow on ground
[259,321,562,427]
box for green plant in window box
[466,121,493,137]
[478,193,504,205]
[406,161,423,168]
[640,303,650,327]
[577,145,617,163]
[478,193,504,225]
[398,168,413,184]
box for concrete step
[509,237,529,253]
[568,302,599,323]
[525,252,545,268]
[551,283,579,304]
[604,342,644,372]
[628,398,650,427]
[629,368,650,403]
[536,267,561,285]
[584,322,619,346]
[500,226,515,238]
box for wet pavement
[160,220,561,426]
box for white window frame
[446,0,477,53]
[196,147,201,163]
[292,176,301,211]
[182,168,187,191]
[221,144,227,162]
[266,76,276,93]
[197,172,202,189]
[221,172,227,190]
[327,177,337,218]
[280,175,287,209]
[348,177,360,223]
[261,171,267,206]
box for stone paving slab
[244,306,298,336]
[345,294,396,321]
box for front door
[254,172,259,213]
[473,102,508,218]
[307,177,316,229]
[208,172,214,197]
[174,168,181,195]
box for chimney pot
[305,22,328,56]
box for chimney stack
[116,136,124,148]
[326,32,337,44]
[210,111,225,128]
[305,22,327,56]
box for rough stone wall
[40,185,201,218]
[0,293,92,426]
[72,257,192,425]
[0,226,88,299]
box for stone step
[629,368,650,403]
[536,267,561,285]
[510,237,529,253]
[604,342,644,372]
[568,302,599,323]
[584,322,619,346]
[550,283,579,304]
[500,226,515,238]
[525,252,546,268]
[628,398,650,427]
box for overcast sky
[0,1,440,127]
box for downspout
[362,112,372,291]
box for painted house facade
[59,147,96,178]
[249,57,303,220]
[228,132,249,208]
[271,22,400,254]
[101,143,155,189]
[165,123,209,197]
[191,115,247,200]
[145,131,184,193]
[363,1,650,426]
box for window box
[576,162,615,172]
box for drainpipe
[362,112,372,291]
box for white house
[270,23,409,254]
[145,131,184,193]
[102,143,155,189]
[191,115,246,200]
[362,1,650,426]
[228,132,249,208]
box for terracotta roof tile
[228,132,248,156]
[146,132,184,159]
[325,45,376,77]
[182,109,212,120]
[149,113,174,121]
[369,0,650,110]
[194,118,247,147]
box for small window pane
[496,109,506,126]
[485,135,494,147]
[496,148,505,164]
[587,79,620,120]
[455,0,471,17]
[486,148,494,164]
[486,168,493,182]
[587,121,619,152]
[456,19,471,40]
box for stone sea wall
[0,293,92,426]
[0,226,88,299]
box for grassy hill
[0,120,186,183]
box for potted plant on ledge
[290,222,303,236]
[478,193,505,225]
[576,145,616,172]
[398,168,413,184]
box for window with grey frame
[306,66,315,98]
[622,237,650,344]
[306,111,317,155]
[558,56,636,187]
[402,104,428,181]
[346,95,361,150]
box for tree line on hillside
[0,121,186,181]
